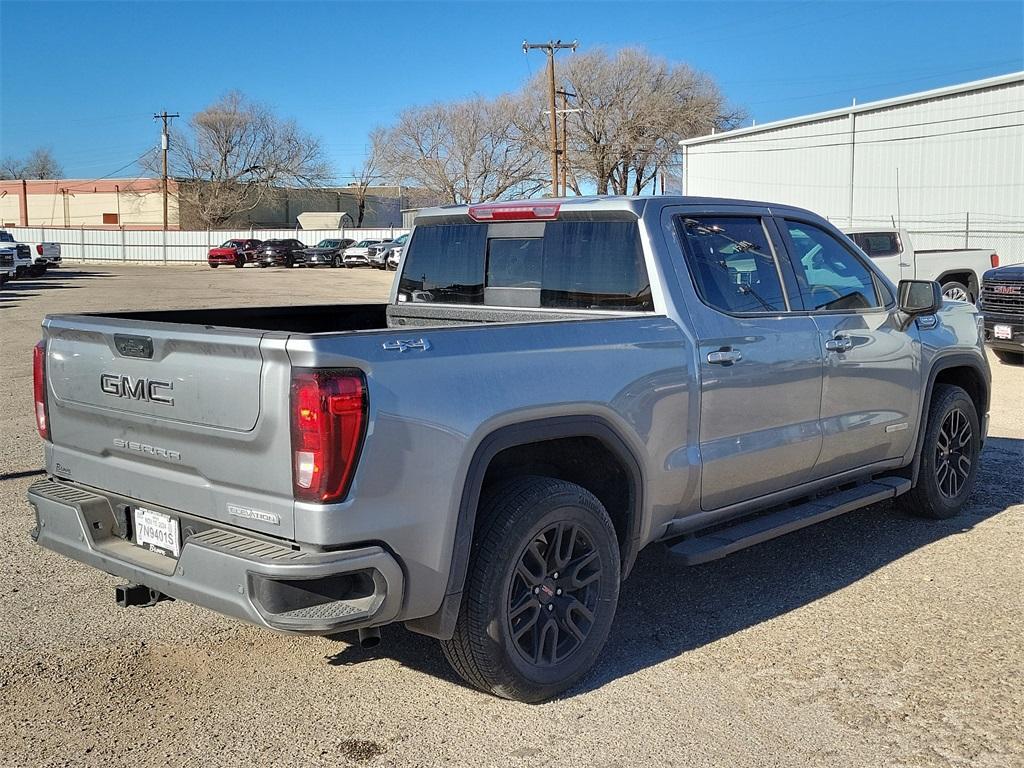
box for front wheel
[441,476,620,703]
[234,256,244,268]
[899,384,980,520]
[333,255,342,268]
[209,263,219,269]
[941,281,973,303]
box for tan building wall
[0,179,178,228]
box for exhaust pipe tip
[358,626,382,649]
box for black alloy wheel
[507,521,602,667]
[900,383,979,519]
[441,476,620,703]
[934,407,972,499]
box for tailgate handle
[114,334,154,359]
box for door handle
[824,335,854,353]
[707,348,743,365]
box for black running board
[667,476,912,566]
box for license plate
[133,507,180,558]
[994,324,1013,340]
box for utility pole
[523,40,577,197]
[153,111,179,230]
[555,89,582,196]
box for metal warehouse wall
[682,73,1024,264]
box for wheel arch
[936,269,979,300]
[405,415,645,640]
[907,352,989,485]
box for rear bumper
[27,478,404,635]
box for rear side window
[398,220,653,311]
[677,216,788,313]
[851,231,901,258]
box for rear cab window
[397,219,654,312]
[850,231,902,258]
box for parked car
[207,239,262,269]
[978,261,1024,364]
[845,228,999,303]
[28,196,990,703]
[302,238,356,268]
[386,246,403,271]
[0,230,58,277]
[341,239,383,267]
[257,239,307,268]
[368,233,409,270]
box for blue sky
[1,0,1022,181]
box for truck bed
[97,303,389,334]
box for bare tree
[522,48,743,195]
[143,91,331,227]
[379,95,546,204]
[0,147,64,179]
[348,129,387,226]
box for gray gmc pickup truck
[28,197,990,702]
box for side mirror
[897,279,942,315]
[896,279,942,329]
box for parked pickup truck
[28,197,990,702]
[0,229,61,276]
[978,262,1024,364]
[845,227,998,303]
[0,244,17,285]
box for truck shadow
[324,436,1023,699]
[0,270,114,305]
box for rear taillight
[33,340,49,441]
[35,244,43,255]
[290,369,366,503]
[991,253,1000,268]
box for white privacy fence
[3,227,410,264]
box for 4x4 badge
[382,338,431,353]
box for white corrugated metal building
[680,72,1024,264]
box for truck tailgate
[42,315,297,539]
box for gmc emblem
[100,373,174,405]
[993,285,1020,295]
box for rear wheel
[941,281,972,303]
[899,384,980,520]
[284,256,294,268]
[993,349,1023,365]
[234,256,244,268]
[441,476,620,703]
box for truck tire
[993,349,1023,365]
[900,384,980,520]
[941,281,972,303]
[441,476,620,703]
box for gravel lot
[1,264,1021,768]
